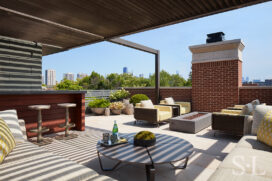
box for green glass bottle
[112,120,119,141]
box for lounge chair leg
[157,123,159,128]
[134,120,137,125]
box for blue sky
[43,2,272,82]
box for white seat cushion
[141,100,154,108]
[0,110,25,143]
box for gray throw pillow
[241,103,254,115]
[252,105,272,135]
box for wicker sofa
[0,111,115,181]
[134,100,172,127]
[212,99,262,136]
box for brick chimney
[189,39,244,112]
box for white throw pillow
[252,105,272,135]
[165,97,175,104]
[141,100,154,108]
[0,109,25,143]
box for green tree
[56,79,83,90]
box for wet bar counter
[0,91,86,138]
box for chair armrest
[18,119,27,140]
[175,102,191,112]
[134,107,158,122]
[234,104,245,109]
[220,109,242,115]
[212,113,247,135]
[154,105,172,113]
[244,115,253,135]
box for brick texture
[125,87,192,104]
[239,87,272,105]
[160,88,192,102]
[192,60,242,112]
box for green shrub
[110,88,130,102]
[134,131,155,140]
[130,94,149,105]
[88,98,110,108]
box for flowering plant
[110,88,130,101]
[109,102,125,110]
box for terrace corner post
[155,51,160,104]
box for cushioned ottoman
[169,112,212,133]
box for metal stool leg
[37,109,42,143]
[65,107,69,137]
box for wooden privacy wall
[0,92,85,138]
[0,35,42,90]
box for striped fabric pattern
[0,110,25,143]
[0,118,16,163]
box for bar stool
[55,103,77,140]
[28,105,52,145]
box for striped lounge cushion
[0,118,16,164]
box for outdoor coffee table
[97,133,194,181]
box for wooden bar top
[0,90,86,95]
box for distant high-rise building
[246,77,249,82]
[139,73,144,78]
[45,69,56,86]
[77,73,88,79]
[253,79,261,83]
[123,67,128,74]
[63,73,75,81]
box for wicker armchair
[212,113,253,136]
[134,101,172,127]
[160,100,191,115]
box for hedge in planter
[130,94,149,105]
[89,98,110,115]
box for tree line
[56,70,192,90]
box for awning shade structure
[0,0,268,56]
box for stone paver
[42,114,239,181]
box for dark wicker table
[97,133,194,181]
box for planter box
[91,108,106,115]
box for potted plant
[134,131,156,147]
[109,101,125,115]
[88,98,110,115]
[109,88,130,102]
[130,94,149,105]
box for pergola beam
[109,38,160,104]
[108,38,158,55]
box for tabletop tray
[99,137,128,147]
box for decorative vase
[111,109,122,115]
[105,108,110,116]
[134,138,156,147]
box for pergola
[0,0,268,103]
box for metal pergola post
[109,38,160,104]
[155,51,160,104]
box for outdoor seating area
[0,1,272,181]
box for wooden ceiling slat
[0,0,268,55]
